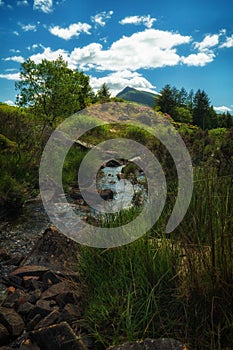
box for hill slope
[116,86,157,107]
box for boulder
[0,307,24,337]
[30,321,88,350]
[105,159,122,167]
[107,338,187,350]
[99,189,114,200]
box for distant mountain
[116,86,157,107]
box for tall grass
[79,167,233,350]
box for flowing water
[0,165,146,295]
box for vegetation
[80,169,233,350]
[155,84,233,129]
[15,56,94,127]
[0,57,232,349]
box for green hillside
[116,86,157,107]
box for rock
[105,159,122,167]
[18,302,35,316]
[9,266,49,278]
[19,229,80,273]
[41,282,69,300]
[34,310,60,330]
[107,338,188,350]
[0,323,9,345]
[30,321,88,350]
[55,291,78,307]
[28,289,41,304]
[0,307,25,337]
[99,189,114,200]
[26,314,42,332]
[27,299,53,320]
[143,338,187,349]
[3,290,27,309]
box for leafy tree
[173,106,193,123]
[97,83,111,103]
[15,56,93,127]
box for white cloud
[120,15,157,29]
[27,44,39,51]
[181,52,215,66]
[0,73,20,80]
[4,100,16,106]
[90,70,157,95]
[219,35,233,48]
[194,34,219,51]
[19,23,37,32]
[13,31,19,36]
[213,106,232,113]
[17,0,29,6]
[49,22,91,40]
[29,47,69,64]
[5,68,18,72]
[0,0,4,6]
[33,0,53,13]
[91,11,113,27]
[10,49,21,53]
[69,29,191,71]
[3,55,24,63]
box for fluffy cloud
[219,35,233,48]
[0,73,20,80]
[30,47,69,63]
[91,11,113,27]
[181,52,215,66]
[33,0,53,13]
[3,55,24,63]
[119,15,156,29]
[19,23,37,32]
[90,70,157,95]
[213,106,232,113]
[69,29,191,71]
[194,34,219,51]
[49,22,91,40]
[13,31,19,36]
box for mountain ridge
[116,86,157,107]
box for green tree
[15,56,93,127]
[97,83,111,103]
[154,84,177,116]
[173,106,193,123]
[193,89,211,129]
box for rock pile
[0,228,90,349]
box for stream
[0,165,146,264]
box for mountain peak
[116,87,156,107]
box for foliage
[15,56,94,127]
[80,169,233,350]
[154,85,231,130]
[97,83,111,103]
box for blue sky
[0,0,233,113]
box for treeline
[154,84,233,129]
